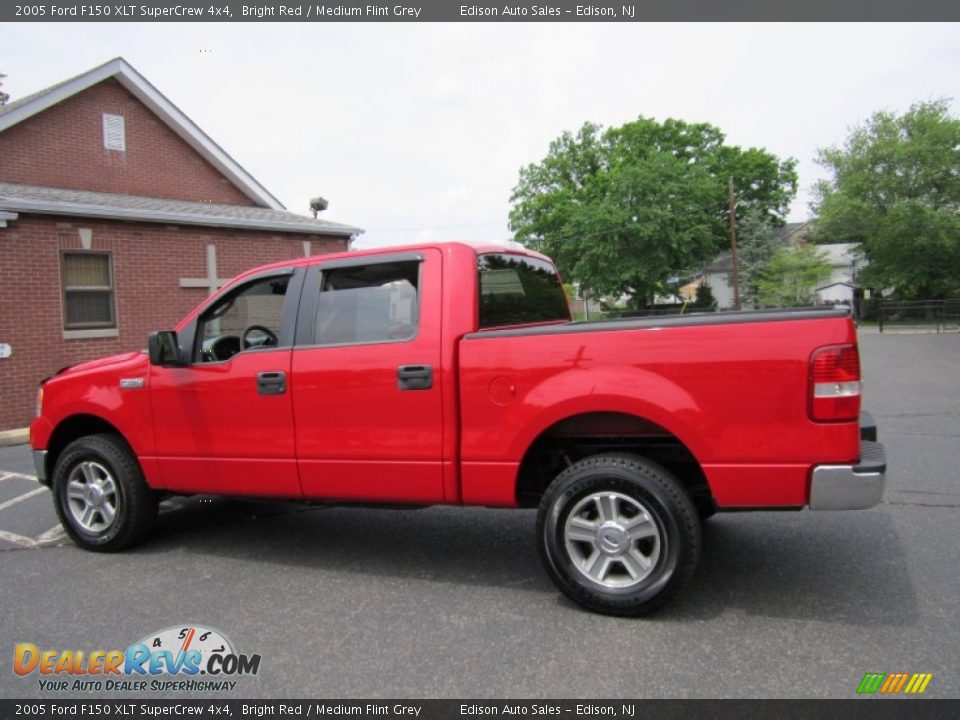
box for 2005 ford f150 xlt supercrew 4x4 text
[30,242,886,615]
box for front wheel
[536,453,701,616]
[52,433,157,552]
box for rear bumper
[809,440,886,510]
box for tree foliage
[756,245,832,307]
[0,73,9,106]
[812,99,960,299]
[693,281,717,310]
[735,210,780,308]
[509,117,797,307]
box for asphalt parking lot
[1,330,957,699]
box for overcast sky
[4,22,959,248]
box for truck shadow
[666,511,918,625]
[143,497,917,626]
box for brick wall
[0,214,347,430]
[0,79,257,206]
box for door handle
[397,364,433,391]
[256,371,286,396]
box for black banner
[1,700,960,720]
[2,0,957,22]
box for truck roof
[232,240,554,282]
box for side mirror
[148,331,184,367]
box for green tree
[0,73,9,106]
[756,245,832,307]
[812,99,960,299]
[693,282,717,310]
[509,117,797,308]
[736,210,780,307]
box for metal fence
[598,304,699,319]
[860,299,960,333]
[584,298,960,334]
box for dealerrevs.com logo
[14,625,261,693]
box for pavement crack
[885,430,960,438]
[873,412,960,419]
[882,500,960,509]
[896,489,960,498]
[0,544,63,553]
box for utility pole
[728,176,741,310]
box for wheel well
[516,412,714,512]
[46,415,126,480]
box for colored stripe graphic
[880,672,908,694]
[858,672,932,695]
[857,673,885,694]
[904,673,933,694]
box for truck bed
[457,306,860,508]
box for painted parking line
[0,529,37,548]
[0,471,40,483]
[0,524,67,550]
[34,525,67,545]
[0,472,66,549]
[0,486,47,513]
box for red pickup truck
[30,242,885,615]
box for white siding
[704,271,736,309]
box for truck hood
[50,351,147,380]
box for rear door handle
[397,364,433,391]
[257,371,286,396]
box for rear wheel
[52,434,157,552]
[536,452,700,616]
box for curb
[0,428,29,448]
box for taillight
[809,344,861,422]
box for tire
[536,452,701,616]
[52,433,157,552]
[696,502,718,523]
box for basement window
[62,251,117,330]
[102,113,125,151]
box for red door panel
[149,350,300,497]
[292,250,444,503]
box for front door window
[195,276,290,362]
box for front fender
[35,358,155,460]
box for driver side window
[195,275,290,363]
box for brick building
[0,58,360,431]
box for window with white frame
[62,251,117,329]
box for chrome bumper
[32,449,48,485]
[809,440,886,510]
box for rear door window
[478,253,570,329]
[314,261,420,345]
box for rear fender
[513,366,705,462]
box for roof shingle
[0,182,362,236]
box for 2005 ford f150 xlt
[30,242,886,615]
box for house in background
[0,58,361,432]
[701,220,863,309]
[566,282,605,318]
[813,243,863,304]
